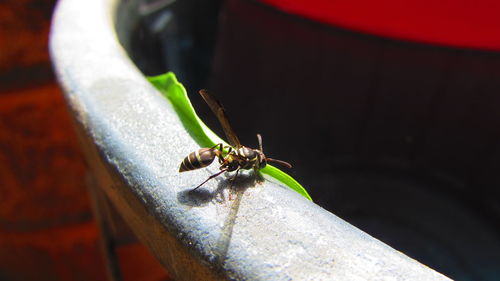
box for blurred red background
[0,0,169,280]
[263,0,500,51]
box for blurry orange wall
[0,1,169,280]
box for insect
[179,89,292,191]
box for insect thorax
[235,146,264,170]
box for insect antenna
[256,134,292,168]
[257,133,264,152]
[266,158,292,169]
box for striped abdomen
[179,148,217,172]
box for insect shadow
[177,171,263,273]
[177,170,260,207]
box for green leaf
[148,72,312,201]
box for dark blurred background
[0,0,169,280]
[126,0,500,280]
[2,0,500,280]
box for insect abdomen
[179,148,217,172]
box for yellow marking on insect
[186,153,196,168]
[195,150,203,163]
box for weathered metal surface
[50,0,452,280]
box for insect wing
[199,89,241,148]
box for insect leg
[210,143,223,151]
[228,167,240,200]
[209,143,226,164]
[224,145,233,154]
[254,166,264,182]
[191,168,228,191]
[228,167,240,190]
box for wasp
[179,89,292,190]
